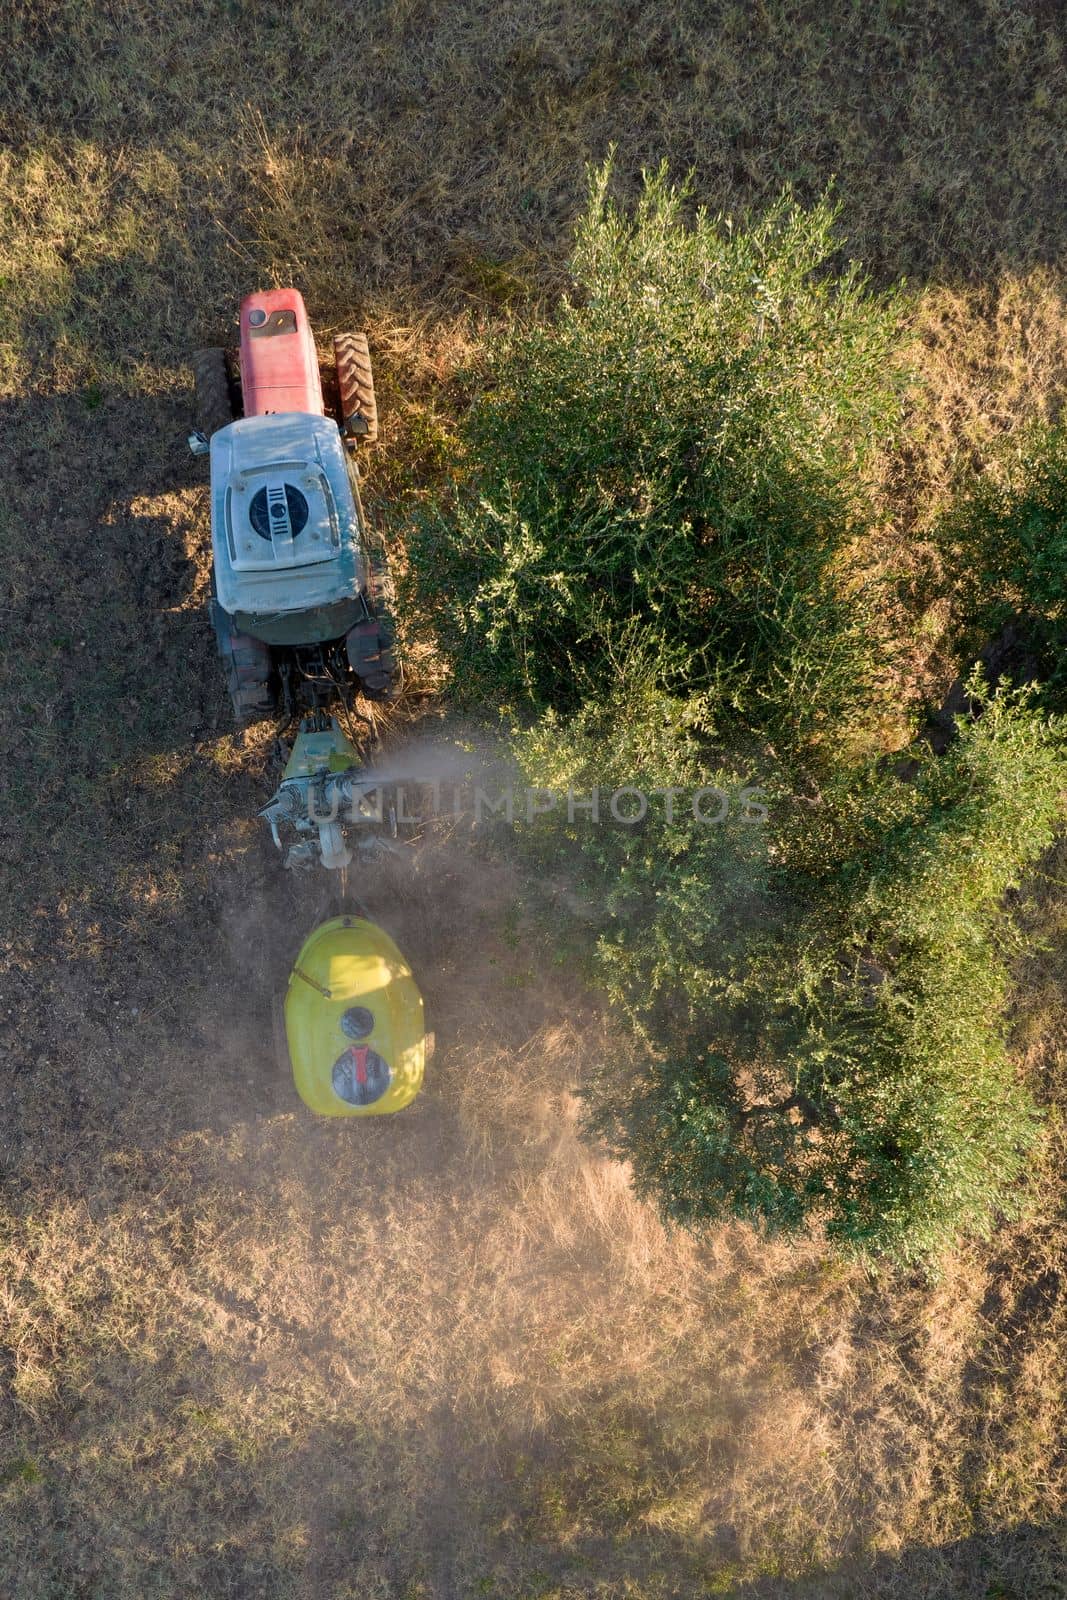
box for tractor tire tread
[334,331,378,443]
[192,347,234,438]
[211,603,277,725]
[347,544,401,700]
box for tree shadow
[5,0,1067,398]
[5,1320,1065,1600]
[736,1522,1067,1599]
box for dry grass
[3,855,1065,1596]
[2,2,1067,1596]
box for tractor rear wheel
[192,348,233,438]
[212,603,277,726]
[225,347,244,417]
[349,550,399,701]
[334,332,378,444]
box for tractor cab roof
[210,413,365,619]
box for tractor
[190,291,427,1117]
[189,289,398,726]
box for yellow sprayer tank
[282,916,425,1116]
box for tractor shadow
[0,382,230,768]
[0,380,289,1153]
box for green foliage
[512,660,771,1027]
[411,160,908,746]
[0,1454,41,1487]
[423,163,1067,1262]
[936,422,1067,701]
[518,680,1061,1262]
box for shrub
[935,422,1067,703]
[410,160,909,750]
[511,657,772,1026]
[526,681,1062,1262]
[420,163,1066,1262]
